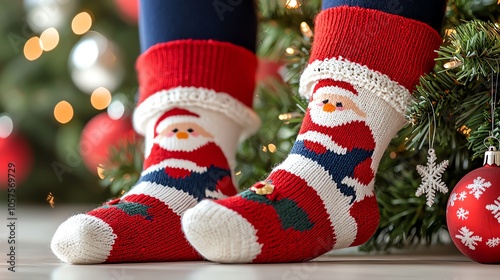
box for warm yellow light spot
[91,87,112,110]
[39,27,59,51]
[300,22,313,38]
[262,146,268,152]
[285,0,301,9]
[389,152,397,159]
[268,143,277,153]
[97,165,106,179]
[443,60,462,69]
[444,28,456,37]
[46,192,55,208]
[279,113,290,121]
[72,12,92,35]
[54,101,74,124]
[285,47,295,55]
[24,36,43,61]
[458,125,471,138]
[279,112,301,121]
[235,171,242,176]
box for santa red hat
[153,108,200,136]
[312,79,358,97]
[134,40,260,140]
[299,6,442,116]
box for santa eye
[336,102,343,107]
[187,128,194,133]
[172,128,179,133]
[322,99,329,104]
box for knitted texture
[51,39,257,264]
[182,7,441,263]
[134,39,260,137]
[308,6,441,92]
[51,106,242,263]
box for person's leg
[51,0,259,264]
[182,0,446,263]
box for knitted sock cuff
[134,40,260,139]
[304,6,441,93]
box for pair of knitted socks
[51,6,442,263]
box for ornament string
[428,97,437,151]
[483,69,500,150]
[484,69,500,150]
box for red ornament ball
[256,58,284,83]
[0,133,33,189]
[447,164,500,263]
[80,113,136,173]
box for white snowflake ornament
[467,177,491,199]
[415,149,449,207]
[485,196,500,223]
[486,237,500,248]
[456,207,469,220]
[455,226,482,250]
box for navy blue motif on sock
[137,166,231,202]
[290,140,372,203]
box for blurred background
[0,0,141,204]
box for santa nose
[323,103,335,112]
[176,132,189,139]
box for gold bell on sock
[250,180,275,195]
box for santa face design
[154,122,214,152]
[309,89,366,128]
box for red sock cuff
[133,40,260,139]
[136,39,257,108]
[310,6,442,91]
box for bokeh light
[54,101,74,124]
[107,99,125,120]
[0,114,14,138]
[24,36,43,61]
[39,27,60,51]
[268,143,277,153]
[97,165,106,179]
[91,87,112,110]
[285,0,300,9]
[71,11,92,35]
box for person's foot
[51,40,259,263]
[181,7,441,263]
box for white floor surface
[1,205,498,280]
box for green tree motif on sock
[102,201,153,221]
[240,190,314,231]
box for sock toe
[51,214,116,264]
[182,199,262,263]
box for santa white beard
[153,134,211,152]
[309,105,365,128]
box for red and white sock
[182,7,441,263]
[50,40,259,264]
